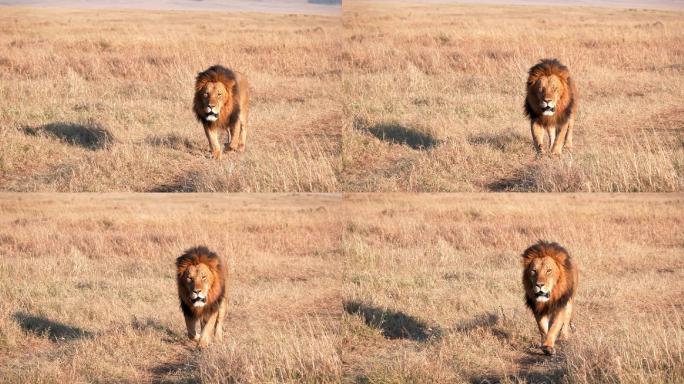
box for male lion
[176,246,229,348]
[193,65,250,159]
[522,241,578,355]
[524,59,578,155]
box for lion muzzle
[534,286,551,302]
[205,106,219,122]
[540,100,556,116]
[191,292,207,307]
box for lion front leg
[531,121,546,155]
[535,313,549,344]
[551,121,570,155]
[564,117,575,152]
[214,298,227,342]
[226,121,242,152]
[542,310,566,355]
[560,299,574,340]
[198,310,219,348]
[184,315,200,341]
[204,127,222,159]
[238,120,247,152]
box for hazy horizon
[0,0,341,15]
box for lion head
[176,246,226,314]
[193,66,240,127]
[522,241,576,312]
[525,59,576,124]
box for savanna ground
[0,194,342,383]
[0,8,341,192]
[341,1,684,191]
[342,194,684,383]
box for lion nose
[536,283,545,289]
[193,288,201,294]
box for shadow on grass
[150,358,199,384]
[469,353,568,384]
[354,119,440,150]
[146,168,204,192]
[14,312,93,341]
[468,368,566,384]
[454,312,512,342]
[22,121,114,150]
[145,133,203,153]
[343,301,440,341]
[467,132,528,152]
[131,317,181,342]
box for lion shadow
[13,312,93,341]
[22,121,114,150]
[453,312,512,343]
[343,301,441,341]
[131,317,182,342]
[468,354,567,384]
[468,132,528,152]
[308,0,341,4]
[354,119,440,150]
[145,133,204,154]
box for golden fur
[193,65,250,159]
[522,241,579,355]
[524,59,578,155]
[176,246,229,348]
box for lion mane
[193,66,241,130]
[524,59,577,127]
[522,241,576,315]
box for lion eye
[546,269,551,274]
[530,270,536,276]
[186,277,191,282]
[202,275,206,281]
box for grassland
[341,2,684,191]
[0,194,343,383]
[0,193,682,383]
[342,193,684,383]
[0,8,341,192]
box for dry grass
[0,8,341,192]
[341,194,684,383]
[341,2,684,191]
[0,193,343,383]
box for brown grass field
[0,193,343,383]
[0,8,341,192]
[1,193,682,383]
[342,193,684,383]
[341,1,684,192]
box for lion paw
[211,150,222,160]
[541,344,556,356]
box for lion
[176,246,229,348]
[193,65,250,159]
[524,59,578,155]
[521,241,579,355]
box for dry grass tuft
[341,2,684,191]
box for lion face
[198,82,229,123]
[181,263,216,308]
[525,256,561,303]
[531,75,564,116]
